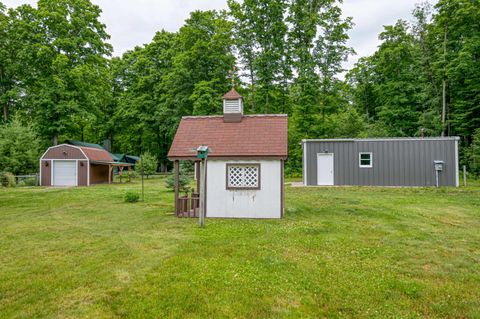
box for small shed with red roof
[39,144,132,186]
[168,89,288,219]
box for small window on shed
[227,164,260,189]
[359,152,372,168]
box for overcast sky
[4,0,435,71]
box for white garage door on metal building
[53,161,77,186]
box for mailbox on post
[434,160,444,172]
[434,160,444,187]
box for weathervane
[228,67,236,88]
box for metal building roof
[302,137,460,143]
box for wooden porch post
[108,165,112,184]
[195,161,200,192]
[174,160,180,215]
[119,166,124,183]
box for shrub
[0,117,41,175]
[466,128,480,178]
[124,192,140,203]
[0,172,16,187]
[128,170,139,179]
[165,173,192,192]
[17,177,37,187]
[180,161,194,175]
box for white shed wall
[206,160,282,218]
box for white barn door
[53,161,77,186]
[317,153,334,186]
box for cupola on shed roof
[222,88,243,122]
[223,88,243,100]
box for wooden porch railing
[176,191,200,218]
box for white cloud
[342,0,436,70]
[3,0,435,69]
[3,0,228,55]
[92,0,228,54]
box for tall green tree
[349,0,479,144]
[229,0,290,114]
[411,2,443,136]
[287,0,353,172]
[112,11,235,170]
[289,0,353,138]
[0,2,27,123]
[346,56,378,122]
[113,30,177,167]
[349,21,428,137]
[228,0,258,112]
[1,4,39,124]
[158,10,235,167]
[431,0,480,141]
[314,4,354,134]
[374,21,424,136]
[0,2,8,122]
[9,0,112,145]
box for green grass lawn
[1,178,479,318]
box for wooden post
[108,165,112,184]
[174,160,180,215]
[463,165,467,187]
[141,164,145,202]
[199,159,206,228]
[119,166,124,183]
[195,161,200,192]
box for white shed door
[317,153,334,186]
[53,161,77,186]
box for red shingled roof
[79,147,113,162]
[168,115,288,159]
[223,88,243,100]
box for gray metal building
[302,137,459,187]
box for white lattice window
[227,164,260,189]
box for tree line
[0,0,479,176]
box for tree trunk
[441,24,448,137]
[174,160,179,215]
[265,87,269,113]
[156,125,161,173]
[322,107,325,136]
[2,104,7,122]
[137,129,143,155]
[0,65,7,122]
[249,61,256,112]
[442,79,446,136]
[52,134,59,146]
[109,134,114,153]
